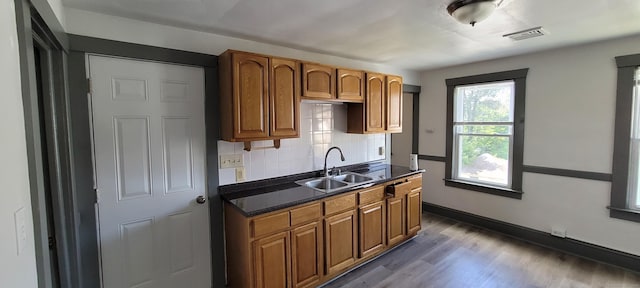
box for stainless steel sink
[296,172,375,193]
[332,173,374,184]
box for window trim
[445,68,528,199]
[610,53,640,223]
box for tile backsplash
[218,103,387,185]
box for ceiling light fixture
[447,0,498,27]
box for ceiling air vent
[503,27,547,41]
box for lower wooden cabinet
[291,222,322,288]
[254,231,290,288]
[224,173,423,288]
[324,210,357,275]
[407,188,422,235]
[359,201,385,258]
[387,196,405,246]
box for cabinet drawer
[408,175,422,189]
[358,186,384,205]
[290,203,321,226]
[324,193,356,216]
[252,211,290,238]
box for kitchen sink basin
[304,178,349,190]
[332,173,374,184]
[296,172,375,193]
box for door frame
[14,0,72,287]
[67,35,223,288]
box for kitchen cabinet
[301,62,335,100]
[386,75,403,133]
[224,173,422,288]
[254,231,290,288]
[291,221,322,288]
[324,210,357,275]
[386,194,405,246]
[337,68,364,102]
[359,201,385,258]
[219,50,300,147]
[347,73,403,134]
[270,57,300,138]
[220,51,270,140]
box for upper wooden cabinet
[301,62,335,100]
[347,73,403,134]
[337,69,364,102]
[365,73,386,133]
[386,75,403,133]
[271,58,300,138]
[219,50,300,143]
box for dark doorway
[32,39,61,288]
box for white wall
[419,34,640,256]
[0,0,39,286]
[218,103,387,185]
[63,8,420,85]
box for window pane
[454,81,514,123]
[457,125,512,135]
[456,135,510,186]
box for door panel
[387,75,403,133]
[90,55,210,288]
[233,53,269,139]
[366,73,385,132]
[302,63,335,100]
[291,222,322,288]
[359,201,385,258]
[254,232,290,288]
[407,189,422,235]
[387,197,405,246]
[337,69,364,102]
[324,210,356,275]
[270,58,300,138]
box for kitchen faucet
[323,146,345,177]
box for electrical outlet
[236,167,246,182]
[14,207,26,255]
[378,146,385,156]
[220,154,244,169]
[550,226,566,238]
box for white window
[452,81,515,187]
[627,67,640,210]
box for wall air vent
[503,27,547,41]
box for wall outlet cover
[378,146,385,155]
[235,167,246,182]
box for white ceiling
[61,0,640,71]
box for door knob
[196,195,207,204]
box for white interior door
[89,55,211,288]
[392,93,414,166]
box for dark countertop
[220,163,425,217]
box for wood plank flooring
[322,213,640,288]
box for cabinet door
[302,63,335,100]
[386,75,403,133]
[291,222,322,288]
[365,73,386,132]
[359,201,385,258]
[337,69,364,102]
[387,196,405,246]
[407,189,422,235]
[270,58,300,138]
[324,210,357,275]
[233,53,270,139]
[254,231,290,288]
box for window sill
[444,179,523,200]
[608,206,640,223]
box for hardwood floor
[322,213,640,288]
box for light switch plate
[14,207,26,255]
[378,146,385,156]
[220,154,244,169]
[235,167,246,182]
